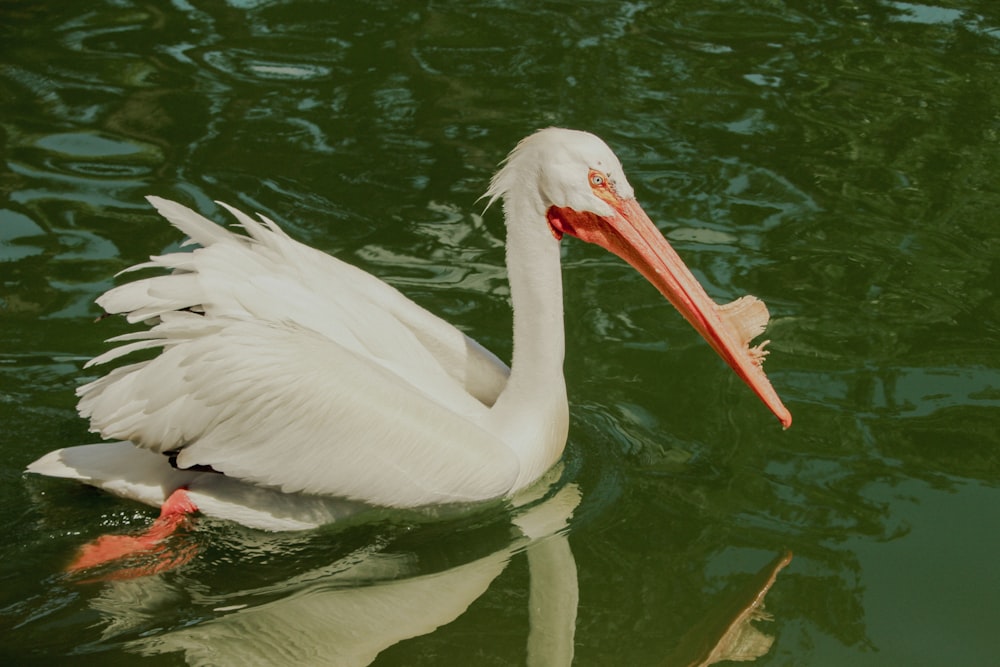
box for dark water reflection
[3,0,1000,664]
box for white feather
[26,443,366,530]
[30,129,765,526]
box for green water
[3,1,1000,664]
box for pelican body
[28,129,790,541]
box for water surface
[2,1,1000,664]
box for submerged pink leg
[67,487,200,581]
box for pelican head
[489,127,791,427]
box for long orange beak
[548,198,792,428]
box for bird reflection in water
[79,481,791,667]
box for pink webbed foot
[67,487,200,582]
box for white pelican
[27,128,790,573]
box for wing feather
[78,198,519,507]
[105,197,509,405]
[79,314,520,506]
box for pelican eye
[589,169,609,188]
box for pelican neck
[485,188,570,491]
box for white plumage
[28,128,790,530]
